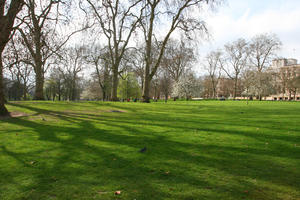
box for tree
[83,0,144,101]
[4,38,34,100]
[17,0,61,100]
[84,45,112,101]
[172,72,201,100]
[159,71,172,102]
[130,45,146,91]
[241,69,256,103]
[203,50,222,98]
[44,67,64,101]
[222,38,249,99]
[18,0,86,100]
[249,33,281,100]
[59,46,84,101]
[80,78,102,100]
[278,67,300,100]
[0,0,24,115]
[118,73,141,100]
[162,39,195,83]
[140,0,215,102]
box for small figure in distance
[139,147,147,153]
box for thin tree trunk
[58,83,61,101]
[234,77,238,99]
[142,63,151,102]
[111,66,118,101]
[23,85,27,100]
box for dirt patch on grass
[0,112,28,120]
[109,110,125,113]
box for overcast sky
[199,0,300,61]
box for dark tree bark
[0,0,24,116]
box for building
[267,58,300,101]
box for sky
[199,0,300,61]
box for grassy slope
[0,101,299,200]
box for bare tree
[241,69,256,104]
[84,45,112,101]
[131,47,146,91]
[159,70,172,102]
[140,0,215,102]
[17,0,86,100]
[203,50,223,98]
[277,66,300,100]
[45,67,64,101]
[249,33,281,100]
[172,71,201,100]
[0,0,24,115]
[162,39,195,83]
[16,0,60,100]
[4,37,35,100]
[59,46,84,101]
[222,38,249,99]
[83,0,144,101]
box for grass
[0,100,300,200]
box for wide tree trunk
[111,67,119,101]
[34,68,45,100]
[0,55,9,116]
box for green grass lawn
[0,101,299,200]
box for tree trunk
[111,66,118,101]
[34,69,45,100]
[102,89,106,101]
[142,64,151,103]
[234,77,238,99]
[0,55,9,116]
[0,0,24,115]
[58,83,61,101]
[23,85,27,100]
[72,79,76,101]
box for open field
[0,101,300,200]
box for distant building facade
[268,58,300,101]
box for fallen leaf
[29,161,36,165]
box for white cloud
[199,0,300,62]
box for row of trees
[3,31,300,103]
[1,1,299,117]
[203,33,284,100]
[0,0,220,116]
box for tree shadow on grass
[1,102,300,200]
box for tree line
[202,34,300,101]
[1,0,300,116]
[0,0,220,116]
